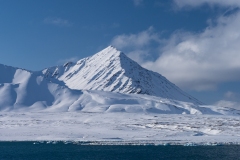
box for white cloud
[215,100,240,109]
[224,91,240,101]
[127,50,151,65]
[133,0,143,6]
[111,12,240,91]
[148,12,240,91]
[174,0,240,8]
[215,91,240,109]
[224,91,236,99]
[44,17,72,27]
[111,27,161,70]
[111,27,160,49]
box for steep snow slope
[43,46,201,104]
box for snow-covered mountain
[0,64,207,113]
[0,64,235,114]
[1,48,240,145]
[43,46,201,104]
[0,51,239,115]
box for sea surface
[0,142,240,160]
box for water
[0,142,240,160]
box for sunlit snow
[0,46,239,144]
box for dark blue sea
[0,142,240,160]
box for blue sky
[1,0,240,107]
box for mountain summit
[43,46,201,104]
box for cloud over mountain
[111,3,240,91]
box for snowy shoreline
[0,141,240,146]
[1,112,239,144]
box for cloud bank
[111,2,240,91]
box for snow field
[0,112,239,144]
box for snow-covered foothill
[0,64,81,112]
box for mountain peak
[106,45,118,51]
[93,45,124,59]
[42,46,202,104]
[101,45,119,53]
